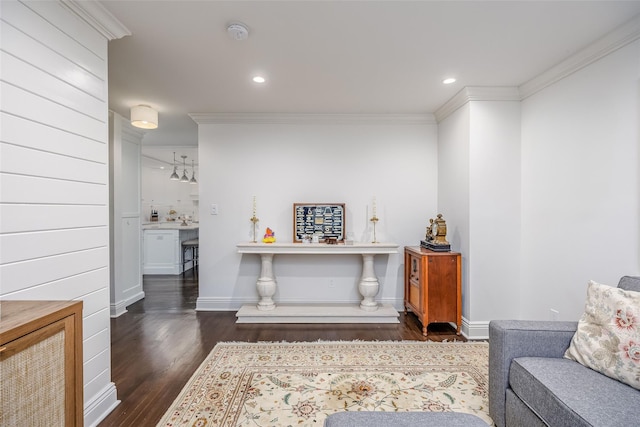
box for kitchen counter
[142,222,199,230]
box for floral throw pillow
[564,280,640,389]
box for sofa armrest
[488,320,577,427]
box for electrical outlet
[328,279,335,288]
[550,308,559,321]
[210,204,219,215]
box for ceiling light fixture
[443,78,457,85]
[180,155,189,182]
[169,152,180,180]
[252,76,266,83]
[130,105,158,129]
[190,160,197,184]
[227,23,249,41]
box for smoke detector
[227,23,249,41]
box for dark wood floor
[98,270,463,426]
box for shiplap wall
[0,1,123,425]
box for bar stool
[182,238,199,274]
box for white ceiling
[103,0,640,163]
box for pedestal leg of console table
[358,254,379,311]
[256,253,276,310]
[253,253,382,312]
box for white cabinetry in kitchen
[142,224,199,275]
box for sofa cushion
[509,357,637,426]
[564,280,640,389]
[618,275,640,292]
[505,389,547,427]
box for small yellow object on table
[262,227,276,243]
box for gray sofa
[489,276,640,427]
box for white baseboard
[461,317,489,340]
[111,291,145,317]
[125,290,145,307]
[143,265,180,275]
[109,300,127,318]
[84,382,120,427]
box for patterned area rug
[157,341,492,426]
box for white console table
[236,242,399,323]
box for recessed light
[443,78,457,85]
[252,76,266,83]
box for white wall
[520,39,640,320]
[0,1,124,425]
[194,116,437,310]
[437,104,471,317]
[437,99,522,337]
[109,112,144,317]
[437,38,639,337]
[468,101,522,322]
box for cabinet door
[143,230,181,275]
[426,255,458,323]
[0,317,75,426]
[407,254,422,311]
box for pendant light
[180,155,189,182]
[189,160,198,184]
[169,152,180,180]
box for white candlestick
[252,195,256,217]
[372,196,377,217]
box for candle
[372,196,377,217]
[252,196,256,217]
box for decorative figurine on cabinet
[420,214,451,252]
[262,227,276,243]
[424,218,435,242]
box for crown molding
[189,113,436,126]
[434,87,521,122]
[519,13,640,99]
[435,14,640,122]
[60,0,131,40]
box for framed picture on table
[293,203,345,243]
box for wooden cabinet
[404,246,461,336]
[0,300,83,426]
